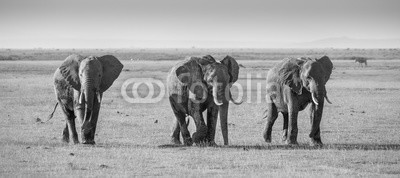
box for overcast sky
[1,0,399,48]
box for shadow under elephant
[157,143,400,151]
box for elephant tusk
[79,92,84,104]
[214,97,223,106]
[96,91,102,103]
[213,87,223,106]
[311,92,319,105]
[185,114,191,126]
[325,94,332,104]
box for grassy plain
[0,49,399,176]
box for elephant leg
[62,123,69,143]
[169,97,192,146]
[286,111,299,145]
[67,118,79,144]
[81,120,94,144]
[81,100,101,145]
[191,110,207,145]
[60,103,79,144]
[89,98,101,144]
[187,101,207,145]
[282,112,288,142]
[170,114,182,145]
[74,104,84,144]
[262,102,278,143]
[173,111,192,146]
[309,103,323,146]
[206,106,218,146]
[178,113,192,146]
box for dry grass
[0,50,399,176]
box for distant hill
[291,37,400,48]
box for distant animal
[48,54,123,144]
[167,55,241,146]
[353,57,367,67]
[263,56,333,146]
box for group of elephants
[49,54,333,146]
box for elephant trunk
[80,76,98,143]
[190,105,208,144]
[80,74,99,125]
[82,77,95,111]
[219,102,229,145]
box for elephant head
[174,55,240,145]
[201,55,241,106]
[59,54,123,143]
[175,55,240,105]
[279,56,333,105]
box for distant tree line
[0,55,35,60]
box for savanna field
[0,48,399,176]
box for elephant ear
[175,65,191,84]
[220,55,239,83]
[277,58,304,95]
[316,56,333,84]
[98,55,124,92]
[59,54,85,91]
[175,58,205,85]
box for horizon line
[1,47,399,50]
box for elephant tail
[45,102,59,122]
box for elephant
[352,57,367,67]
[262,56,333,146]
[48,54,123,144]
[167,55,241,146]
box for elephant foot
[81,130,95,145]
[62,132,69,143]
[171,137,182,145]
[281,137,287,143]
[192,132,207,145]
[71,135,79,144]
[82,140,96,145]
[285,140,298,146]
[72,139,79,144]
[61,137,69,143]
[194,141,208,147]
[281,129,288,142]
[207,141,217,147]
[183,137,193,146]
[263,132,272,143]
[310,138,323,147]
